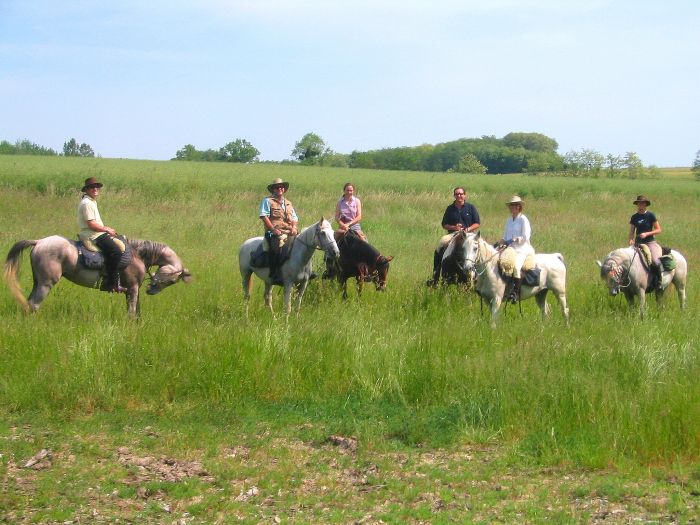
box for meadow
[1,156,699,523]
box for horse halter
[604,259,631,294]
[147,266,185,294]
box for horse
[323,231,394,299]
[239,217,340,317]
[4,236,192,319]
[439,230,474,287]
[596,246,687,317]
[459,232,569,326]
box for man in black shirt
[427,187,481,287]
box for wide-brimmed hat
[506,195,524,206]
[267,177,289,192]
[633,195,651,206]
[81,177,103,192]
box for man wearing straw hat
[77,177,127,293]
[259,177,299,283]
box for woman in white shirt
[499,195,535,302]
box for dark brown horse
[324,232,393,299]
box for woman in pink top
[335,183,366,241]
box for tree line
[0,138,95,157]
[4,134,699,179]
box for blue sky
[1,0,698,166]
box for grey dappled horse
[239,218,339,316]
[596,246,687,317]
[460,232,569,326]
[5,236,191,318]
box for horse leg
[638,290,647,319]
[126,286,140,319]
[489,296,502,327]
[672,271,687,310]
[264,282,274,315]
[27,261,61,312]
[283,283,294,318]
[356,275,363,297]
[341,278,349,300]
[535,289,550,319]
[241,270,253,317]
[553,289,570,324]
[294,280,309,315]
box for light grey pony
[596,246,687,317]
[460,232,570,326]
[239,217,339,317]
[5,236,191,319]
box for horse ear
[595,260,602,268]
[476,231,481,239]
[385,255,394,262]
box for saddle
[250,235,296,268]
[73,235,132,270]
[497,247,539,285]
[635,245,676,272]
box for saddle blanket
[73,235,131,270]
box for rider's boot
[509,277,521,303]
[426,250,443,287]
[654,263,664,291]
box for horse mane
[128,239,168,267]
[340,233,380,262]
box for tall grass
[1,156,698,466]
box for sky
[1,0,698,167]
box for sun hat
[633,195,651,206]
[267,177,290,193]
[81,177,103,192]
[506,195,524,206]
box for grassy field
[1,156,699,523]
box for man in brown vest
[259,177,299,283]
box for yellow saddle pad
[638,244,652,267]
[498,247,517,276]
[522,253,536,272]
[79,236,126,253]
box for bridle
[295,223,337,255]
[464,237,500,277]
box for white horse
[459,232,569,326]
[596,246,687,317]
[239,217,339,317]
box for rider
[426,186,481,287]
[335,182,366,241]
[259,177,298,283]
[628,194,663,290]
[497,195,535,303]
[77,177,127,293]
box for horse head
[459,231,482,273]
[131,241,192,296]
[316,216,340,261]
[596,256,624,296]
[373,255,394,291]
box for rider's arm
[87,219,116,236]
[639,221,662,240]
[628,224,637,245]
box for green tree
[456,153,487,174]
[63,138,94,157]
[622,152,643,179]
[292,132,327,164]
[502,132,558,153]
[692,150,700,180]
[219,139,260,163]
[174,144,202,161]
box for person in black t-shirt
[426,187,481,287]
[629,194,663,290]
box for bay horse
[460,232,569,326]
[596,246,687,317]
[4,236,192,319]
[239,218,339,317]
[324,231,394,299]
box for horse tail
[555,252,565,264]
[4,240,37,312]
